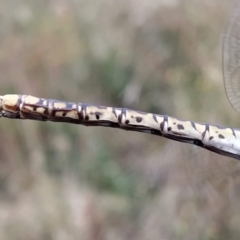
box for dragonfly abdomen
[0,94,240,160]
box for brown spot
[131,115,134,118]
[167,127,171,131]
[173,122,176,125]
[218,134,225,139]
[62,112,67,117]
[125,120,129,124]
[177,124,184,130]
[136,117,142,123]
[209,136,213,140]
[94,112,101,120]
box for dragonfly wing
[223,4,240,113]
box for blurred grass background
[1,0,240,239]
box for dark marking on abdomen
[160,115,168,131]
[94,111,102,120]
[136,116,143,123]
[152,114,158,123]
[112,108,117,118]
[231,129,236,138]
[191,121,197,130]
[218,134,225,139]
[77,103,86,121]
[177,124,184,130]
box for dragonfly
[0,4,239,161]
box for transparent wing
[223,5,240,113]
